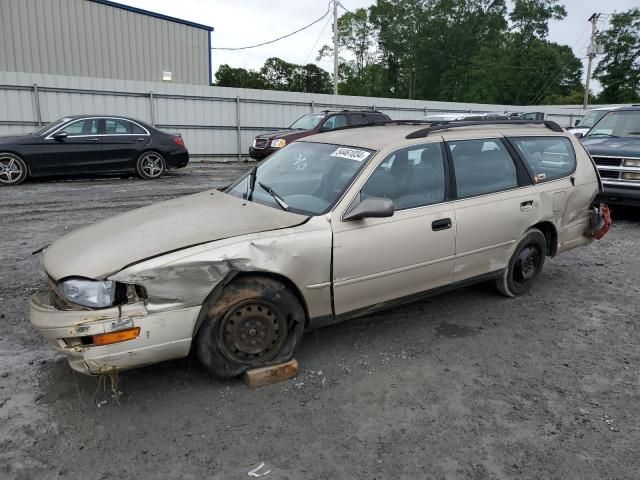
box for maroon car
[249,110,391,160]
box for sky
[119,0,639,91]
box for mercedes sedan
[0,115,188,185]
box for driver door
[331,142,456,316]
[33,118,102,175]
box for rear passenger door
[331,142,456,316]
[100,118,150,171]
[447,137,538,283]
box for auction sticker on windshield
[331,147,371,161]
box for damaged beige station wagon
[30,120,611,377]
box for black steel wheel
[497,228,546,297]
[218,300,288,365]
[196,276,305,378]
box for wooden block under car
[243,359,299,389]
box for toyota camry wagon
[30,120,610,377]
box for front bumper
[29,292,200,375]
[249,146,276,160]
[598,183,640,207]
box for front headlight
[271,139,286,148]
[624,159,640,167]
[59,279,116,308]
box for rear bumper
[166,150,189,169]
[598,183,640,207]
[29,292,199,375]
[249,146,275,160]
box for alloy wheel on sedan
[0,153,28,186]
[137,152,165,179]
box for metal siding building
[0,0,213,85]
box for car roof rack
[327,119,436,133]
[320,108,383,114]
[405,120,563,139]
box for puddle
[436,322,481,338]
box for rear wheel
[196,276,305,378]
[136,151,165,179]
[496,228,546,297]
[0,152,28,186]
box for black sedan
[0,115,189,186]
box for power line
[527,24,591,105]
[211,2,332,51]
[304,14,332,65]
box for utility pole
[333,0,339,95]
[583,13,600,110]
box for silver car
[30,121,611,377]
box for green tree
[594,8,640,103]
[214,65,266,89]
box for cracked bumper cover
[29,292,200,375]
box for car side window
[367,114,388,124]
[104,119,146,135]
[360,143,446,210]
[321,114,348,131]
[509,136,576,182]
[59,119,99,136]
[349,114,368,126]
[448,139,518,198]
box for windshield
[579,110,608,129]
[227,142,374,215]
[32,117,73,136]
[289,113,324,130]
[587,111,640,138]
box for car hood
[44,190,308,280]
[255,129,311,141]
[582,136,640,158]
[0,134,33,144]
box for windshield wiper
[587,133,619,138]
[244,165,257,200]
[258,182,288,210]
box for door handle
[520,200,534,212]
[135,138,146,142]
[432,218,452,231]
[84,138,99,142]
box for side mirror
[343,197,394,221]
[53,132,68,141]
[574,119,580,126]
[574,132,584,139]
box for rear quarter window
[367,114,389,124]
[510,136,576,183]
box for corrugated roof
[88,0,214,31]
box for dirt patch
[1,167,639,479]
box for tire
[135,151,165,180]
[0,152,28,186]
[496,228,546,297]
[195,276,306,378]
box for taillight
[592,204,611,240]
[173,136,185,147]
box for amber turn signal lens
[92,327,140,346]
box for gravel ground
[1,165,639,480]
